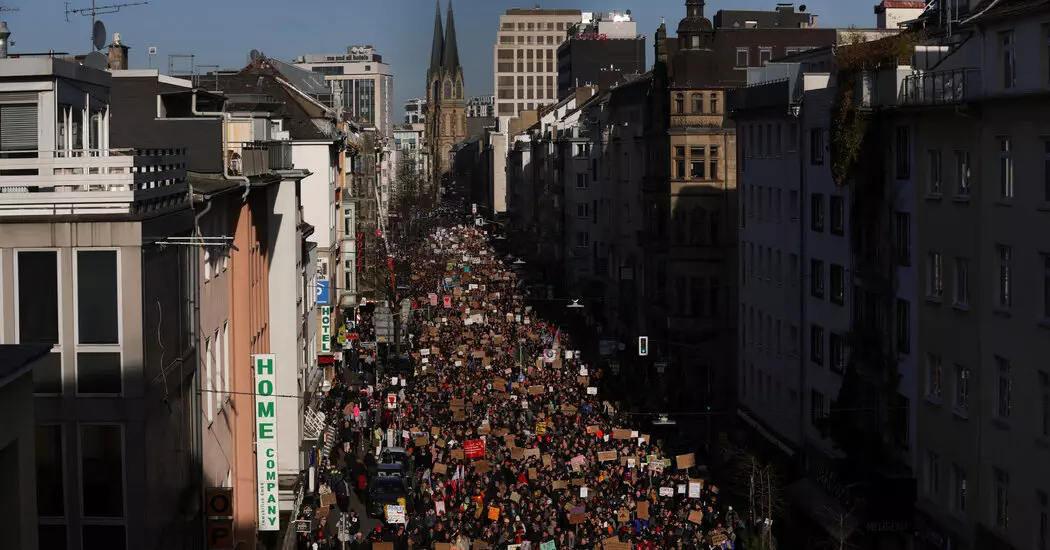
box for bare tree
[720,444,783,550]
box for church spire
[441,0,461,74]
[428,0,444,77]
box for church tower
[425,0,466,182]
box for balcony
[899,68,981,106]
[0,148,187,217]
[240,140,294,176]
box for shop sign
[253,354,280,531]
[320,306,332,352]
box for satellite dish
[148,46,157,55]
[92,20,106,51]
[84,51,108,70]
[249,49,261,61]
[799,4,807,11]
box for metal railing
[899,68,981,106]
[239,140,294,176]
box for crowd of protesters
[326,224,745,549]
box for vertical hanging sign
[320,306,332,352]
[253,354,280,531]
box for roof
[967,0,1050,22]
[266,58,331,96]
[441,0,461,75]
[0,344,53,389]
[429,0,445,76]
[187,172,242,197]
[214,63,333,141]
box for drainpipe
[189,90,251,200]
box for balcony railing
[0,148,187,217]
[899,68,981,106]
[240,140,294,176]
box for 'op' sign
[253,354,280,531]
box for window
[956,151,971,197]
[75,250,121,395]
[830,264,845,305]
[709,146,720,179]
[830,195,844,235]
[735,48,749,67]
[994,467,1010,530]
[895,125,911,179]
[80,424,124,518]
[925,450,940,495]
[36,425,65,518]
[0,102,40,151]
[674,93,685,114]
[576,173,587,189]
[810,128,824,164]
[575,231,589,248]
[692,93,703,113]
[894,212,910,266]
[811,259,824,298]
[204,336,214,423]
[788,122,799,151]
[1039,371,1050,439]
[16,250,63,395]
[954,258,969,307]
[997,356,1012,421]
[927,150,942,194]
[811,193,824,232]
[928,252,943,299]
[576,202,589,218]
[674,146,685,179]
[759,48,772,65]
[829,333,845,373]
[690,146,706,179]
[926,353,942,399]
[1000,30,1016,90]
[896,299,911,354]
[1044,140,1050,204]
[790,190,799,220]
[789,324,799,355]
[999,138,1014,199]
[709,94,719,114]
[810,324,824,366]
[776,189,783,222]
[810,389,825,427]
[998,245,1012,308]
[789,253,799,285]
[951,464,967,515]
[222,321,229,407]
[954,364,970,413]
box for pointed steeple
[429,0,444,77]
[441,0,460,74]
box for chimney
[107,33,129,70]
[0,22,10,59]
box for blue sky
[8,0,874,118]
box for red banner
[464,439,485,459]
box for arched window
[692,93,704,113]
[674,93,685,114]
[455,78,464,100]
[443,79,453,101]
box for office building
[557,10,646,100]
[493,7,583,120]
[466,95,495,118]
[404,98,427,124]
[293,46,394,136]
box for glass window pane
[35,425,65,517]
[77,250,119,345]
[82,524,126,550]
[38,525,67,550]
[17,251,59,344]
[76,353,122,395]
[80,425,124,518]
[33,352,62,395]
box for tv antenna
[65,1,149,26]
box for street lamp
[513,258,525,265]
[566,299,584,309]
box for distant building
[466,95,495,118]
[393,123,429,192]
[493,7,584,121]
[557,10,646,100]
[404,98,427,124]
[293,46,394,136]
[426,0,467,179]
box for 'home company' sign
[254,355,280,531]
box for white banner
[253,354,280,531]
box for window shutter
[0,103,39,151]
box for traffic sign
[316,280,330,305]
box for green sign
[254,354,279,531]
[320,306,332,352]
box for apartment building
[404,98,426,124]
[292,46,394,137]
[466,95,495,118]
[0,55,204,550]
[493,7,583,121]
[902,1,1050,549]
[557,10,645,100]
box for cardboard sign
[473,460,491,473]
[450,449,465,460]
[433,463,448,475]
[431,426,442,438]
[487,506,500,520]
[552,480,568,490]
[510,447,525,460]
[528,385,545,395]
[676,453,696,469]
[688,510,704,524]
[613,429,633,440]
[636,501,649,520]
[373,543,394,550]
[542,454,552,467]
[524,447,540,458]
[528,467,538,479]
[597,451,618,462]
[569,512,589,524]
[617,509,631,523]
[604,538,632,550]
[451,398,466,409]
[414,436,429,447]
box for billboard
[253,354,279,531]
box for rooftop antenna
[65,1,149,33]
